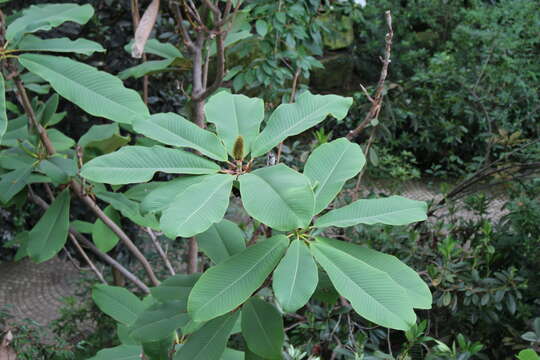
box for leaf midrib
[318,207,425,227]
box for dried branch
[347,11,393,141]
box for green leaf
[17,35,105,56]
[37,93,59,126]
[19,54,149,124]
[209,30,252,57]
[79,123,130,158]
[130,301,190,342]
[241,297,284,359]
[221,348,244,360]
[315,237,431,309]
[6,3,94,42]
[88,345,142,360]
[304,138,365,214]
[205,92,264,157]
[151,273,201,304]
[251,92,353,157]
[0,165,32,204]
[71,220,93,234]
[81,146,219,184]
[196,219,246,264]
[47,128,75,151]
[27,189,70,263]
[142,335,174,360]
[255,20,268,37]
[0,73,7,143]
[315,195,428,228]
[160,174,234,238]
[141,175,211,213]
[517,349,540,360]
[272,240,318,312]
[92,206,121,252]
[119,59,175,80]
[38,158,73,184]
[239,164,314,231]
[310,238,417,330]
[133,113,227,161]
[124,38,183,59]
[188,235,289,322]
[95,190,158,228]
[92,284,144,326]
[173,311,240,360]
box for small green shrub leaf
[80,146,219,184]
[205,91,264,157]
[173,311,240,360]
[133,113,227,161]
[92,284,144,326]
[19,54,149,124]
[272,240,318,312]
[188,235,289,322]
[315,195,427,228]
[304,138,365,214]
[241,297,284,359]
[310,238,417,330]
[27,189,70,263]
[130,301,190,342]
[251,92,353,157]
[239,164,314,231]
[196,219,246,264]
[160,174,234,238]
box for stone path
[0,180,509,333]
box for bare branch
[69,233,108,284]
[145,227,176,276]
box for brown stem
[187,237,198,274]
[353,126,377,200]
[347,11,393,141]
[69,233,108,284]
[146,227,176,276]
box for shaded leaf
[88,345,142,360]
[118,59,174,80]
[0,166,32,204]
[92,284,144,326]
[241,297,284,359]
[151,273,201,304]
[196,219,246,264]
[18,35,105,56]
[130,301,189,342]
[92,205,121,252]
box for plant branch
[347,10,393,141]
[145,227,176,276]
[69,233,108,284]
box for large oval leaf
[92,284,144,326]
[130,301,190,342]
[19,54,149,124]
[160,174,234,238]
[314,237,432,309]
[6,3,94,42]
[0,73,7,143]
[173,311,240,360]
[196,219,246,264]
[141,175,211,213]
[310,238,416,330]
[304,138,365,214]
[272,240,318,312]
[80,146,219,184]
[188,235,289,322]
[239,164,314,231]
[315,195,428,228]
[27,189,70,263]
[205,92,264,157]
[133,113,227,161]
[251,92,353,157]
[17,35,105,56]
[241,297,284,359]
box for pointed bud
[233,136,244,161]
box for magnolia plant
[0,3,431,360]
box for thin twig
[146,227,176,276]
[276,67,302,163]
[353,126,377,200]
[69,233,108,284]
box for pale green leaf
[310,238,417,330]
[517,349,540,360]
[239,164,314,231]
[0,73,6,143]
[196,219,246,264]
[315,237,431,309]
[19,54,149,124]
[92,206,121,252]
[151,273,201,304]
[124,38,183,59]
[130,301,190,341]
[118,59,174,80]
[315,195,428,228]
[160,174,234,238]
[92,284,144,326]
[241,297,284,359]
[88,345,142,360]
[47,128,75,151]
[304,138,365,214]
[174,311,240,360]
[255,20,268,37]
[81,146,219,184]
[205,91,264,157]
[27,189,70,263]
[133,113,227,161]
[18,35,105,56]
[141,175,211,213]
[188,235,289,322]
[6,3,94,42]
[251,92,353,157]
[272,240,318,312]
